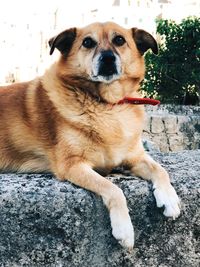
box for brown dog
[0,22,180,249]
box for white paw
[110,209,134,250]
[153,184,181,219]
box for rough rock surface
[144,105,200,152]
[0,150,199,267]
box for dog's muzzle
[91,50,121,83]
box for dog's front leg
[54,160,134,249]
[126,152,181,219]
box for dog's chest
[82,105,144,168]
[62,105,144,169]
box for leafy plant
[142,17,200,105]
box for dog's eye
[112,35,126,46]
[82,37,97,49]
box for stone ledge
[0,150,199,267]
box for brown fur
[0,22,180,249]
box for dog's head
[48,22,158,102]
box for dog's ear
[131,28,158,55]
[48,28,76,55]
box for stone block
[163,116,178,134]
[151,134,170,152]
[168,134,184,152]
[0,150,199,266]
[151,116,165,134]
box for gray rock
[0,150,199,267]
[143,139,160,152]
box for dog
[0,22,180,249]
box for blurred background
[0,0,199,84]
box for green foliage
[142,17,200,105]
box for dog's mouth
[91,73,120,83]
[91,50,121,83]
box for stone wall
[0,150,199,267]
[143,105,200,152]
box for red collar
[117,97,160,106]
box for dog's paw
[153,184,181,219]
[110,210,134,250]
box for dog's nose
[99,50,116,64]
[98,50,118,77]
